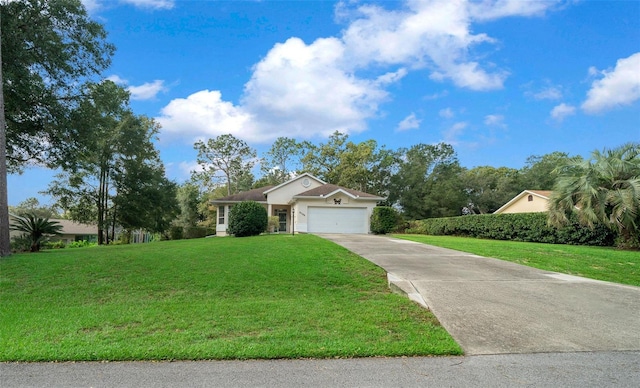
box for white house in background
[9,214,98,243]
[493,190,553,214]
[211,173,385,236]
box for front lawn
[394,234,640,287]
[0,234,461,361]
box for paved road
[320,234,640,355]
[2,352,639,387]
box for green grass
[0,234,461,361]
[394,234,640,287]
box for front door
[276,210,287,232]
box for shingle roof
[50,219,98,235]
[211,186,274,203]
[294,184,383,199]
[527,190,552,198]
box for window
[527,195,533,202]
[218,206,225,225]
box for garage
[307,207,368,234]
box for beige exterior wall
[499,195,549,214]
[265,175,324,205]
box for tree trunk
[0,11,11,257]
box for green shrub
[228,201,268,237]
[184,226,214,239]
[10,235,31,253]
[406,213,616,246]
[370,206,400,234]
[67,240,97,249]
[169,226,184,240]
[42,240,66,250]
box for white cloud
[106,76,166,100]
[84,0,174,11]
[81,0,101,13]
[443,121,468,145]
[396,113,421,131]
[439,108,454,119]
[156,0,564,144]
[157,90,256,141]
[339,0,513,90]
[484,114,506,128]
[533,86,562,100]
[468,0,558,21]
[582,52,640,114]
[106,75,128,85]
[128,80,166,100]
[550,103,576,122]
[120,0,174,9]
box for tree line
[191,131,581,218]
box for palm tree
[548,142,640,248]
[10,213,63,252]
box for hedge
[405,212,616,246]
[370,206,401,235]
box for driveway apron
[319,234,640,355]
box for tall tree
[0,0,114,256]
[519,152,577,190]
[548,143,640,248]
[193,134,257,196]
[0,5,8,256]
[300,131,348,184]
[463,166,522,214]
[46,81,171,244]
[260,137,303,184]
[9,197,59,219]
[175,183,204,229]
[389,143,464,219]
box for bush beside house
[370,206,401,235]
[406,213,616,246]
[228,201,268,237]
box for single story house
[493,190,553,214]
[212,173,385,236]
[9,213,98,243]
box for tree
[0,0,113,256]
[0,6,8,256]
[548,143,640,248]
[46,81,172,244]
[228,201,268,237]
[176,183,204,229]
[1,0,114,171]
[193,134,257,196]
[260,137,303,184]
[462,166,521,214]
[300,131,348,184]
[10,213,62,252]
[9,197,59,219]
[519,152,577,190]
[389,143,465,219]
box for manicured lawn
[394,234,640,287]
[0,234,461,361]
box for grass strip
[394,234,639,287]
[0,234,461,361]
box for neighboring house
[9,213,98,243]
[212,173,385,236]
[493,190,553,214]
[49,219,99,243]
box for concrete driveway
[320,234,640,355]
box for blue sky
[8,0,640,206]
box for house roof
[493,190,552,214]
[51,219,98,235]
[293,184,385,200]
[211,186,274,203]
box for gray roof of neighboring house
[50,219,98,235]
[294,184,384,199]
[211,186,275,203]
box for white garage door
[307,207,368,234]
